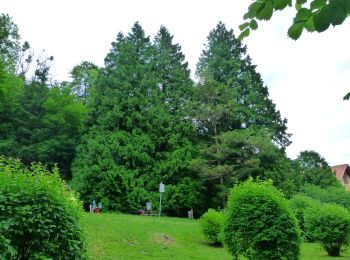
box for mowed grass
[82,213,350,259]
[82,212,230,259]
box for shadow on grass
[198,240,224,248]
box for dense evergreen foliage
[0,75,86,179]
[193,22,293,209]
[72,23,200,215]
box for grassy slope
[82,213,350,260]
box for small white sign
[159,182,165,193]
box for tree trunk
[213,122,226,208]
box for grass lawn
[82,213,350,259]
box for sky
[2,0,350,166]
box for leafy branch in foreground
[240,0,350,40]
[240,0,350,100]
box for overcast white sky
[2,0,350,165]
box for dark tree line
[0,14,340,216]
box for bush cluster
[301,184,350,211]
[223,179,300,260]
[200,209,224,245]
[304,203,350,256]
[0,156,87,259]
[289,194,320,240]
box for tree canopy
[72,23,200,215]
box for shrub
[304,203,350,256]
[301,184,350,211]
[200,209,224,245]
[223,179,300,260]
[289,194,320,240]
[0,156,86,259]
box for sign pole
[159,182,165,217]
[159,192,162,217]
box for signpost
[159,182,165,217]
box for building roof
[331,164,349,181]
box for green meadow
[82,213,350,259]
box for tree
[72,24,156,211]
[0,13,52,82]
[198,127,285,208]
[0,60,24,154]
[296,150,329,169]
[296,150,340,188]
[72,23,200,215]
[0,81,86,179]
[70,61,99,102]
[194,22,291,208]
[152,26,201,216]
[223,179,300,259]
[196,22,290,149]
[0,13,20,70]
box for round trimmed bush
[0,157,86,259]
[200,209,224,245]
[289,194,320,240]
[304,203,350,256]
[223,179,300,260]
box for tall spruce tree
[152,26,201,216]
[196,22,289,148]
[72,24,200,215]
[195,22,291,208]
[72,23,155,211]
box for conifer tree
[152,26,201,215]
[195,22,291,208]
[72,24,200,215]
[196,22,290,148]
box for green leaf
[313,5,333,32]
[239,22,250,31]
[297,0,307,4]
[310,0,326,10]
[238,28,251,40]
[256,2,274,20]
[250,19,259,30]
[294,8,312,23]
[274,0,291,10]
[304,16,316,31]
[342,0,350,13]
[244,2,265,19]
[329,2,347,26]
[343,92,350,100]
[295,2,302,10]
[287,22,304,40]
